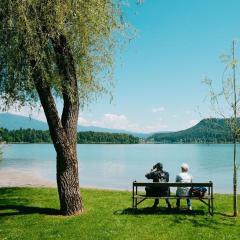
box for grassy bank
[0,188,239,240]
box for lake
[0,144,239,193]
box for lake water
[0,144,239,193]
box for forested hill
[0,128,139,144]
[148,118,237,143]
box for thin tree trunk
[233,140,238,217]
[232,40,238,217]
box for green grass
[0,188,239,240]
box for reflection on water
[0,144,239,193]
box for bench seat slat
[134,195,212,199]
[133,182,212,187]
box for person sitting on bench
[145,162,171,209]
[176,163,193,210]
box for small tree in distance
[203,40,239,216]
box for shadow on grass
[114,207,205,216]
[0,205,60,217]
[114,207,237,230]
[0,188,60,217]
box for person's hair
[153,162,163,170]
[181,167,188,172]
[181,163,189,172]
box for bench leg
[211,186,214,216]
[135,186,138,209]
[132,184,134,209]
[208,186,211,214]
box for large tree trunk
[53,35,84,215]
[56,143,83,215]
[31,37,84,215]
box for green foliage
[0,188,240,240]
[149,118,236,143]
[0,0,124,108]
[77,131,139,144]
[0,128,139,144]
[0,128,51,143]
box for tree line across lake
[0,128,139,144]
[0,118,237,144]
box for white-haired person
[176,163,193,210]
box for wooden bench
[132,181,214,215]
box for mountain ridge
[148,118,235,143]
[0,113,236,143]
[0,113,150,138]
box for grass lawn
[0,188,239,240]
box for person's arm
[176,175,180,182]
[165,172,169,182]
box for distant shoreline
[0,168,233,193]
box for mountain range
[0,113,235,143]
[0,113,150,138]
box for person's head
[153,162,163,171]
[181,163,189,172]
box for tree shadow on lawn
[114,207,205,216]
[171,212,237,230]
[114,207,237,230]
[0,204,60,217]
[0,188,60,217]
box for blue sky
[7,0,240,132]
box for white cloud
[2,102,169,133]
[78,113,129,129]
[103,114,127,122]
[102,114,129,130]
[152,107,165,113]
[78,116,92,125]
[78,113,168,133]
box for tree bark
[53,35,84,215]
[31,34,84,215]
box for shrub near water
[0,188,239,240]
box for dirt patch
[0,168,56,187]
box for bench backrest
[133,182,212,187]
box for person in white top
[176,163,192,210]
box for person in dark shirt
[145,162,171,209]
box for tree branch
[31,60,73,155]
[52,35,79,147]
